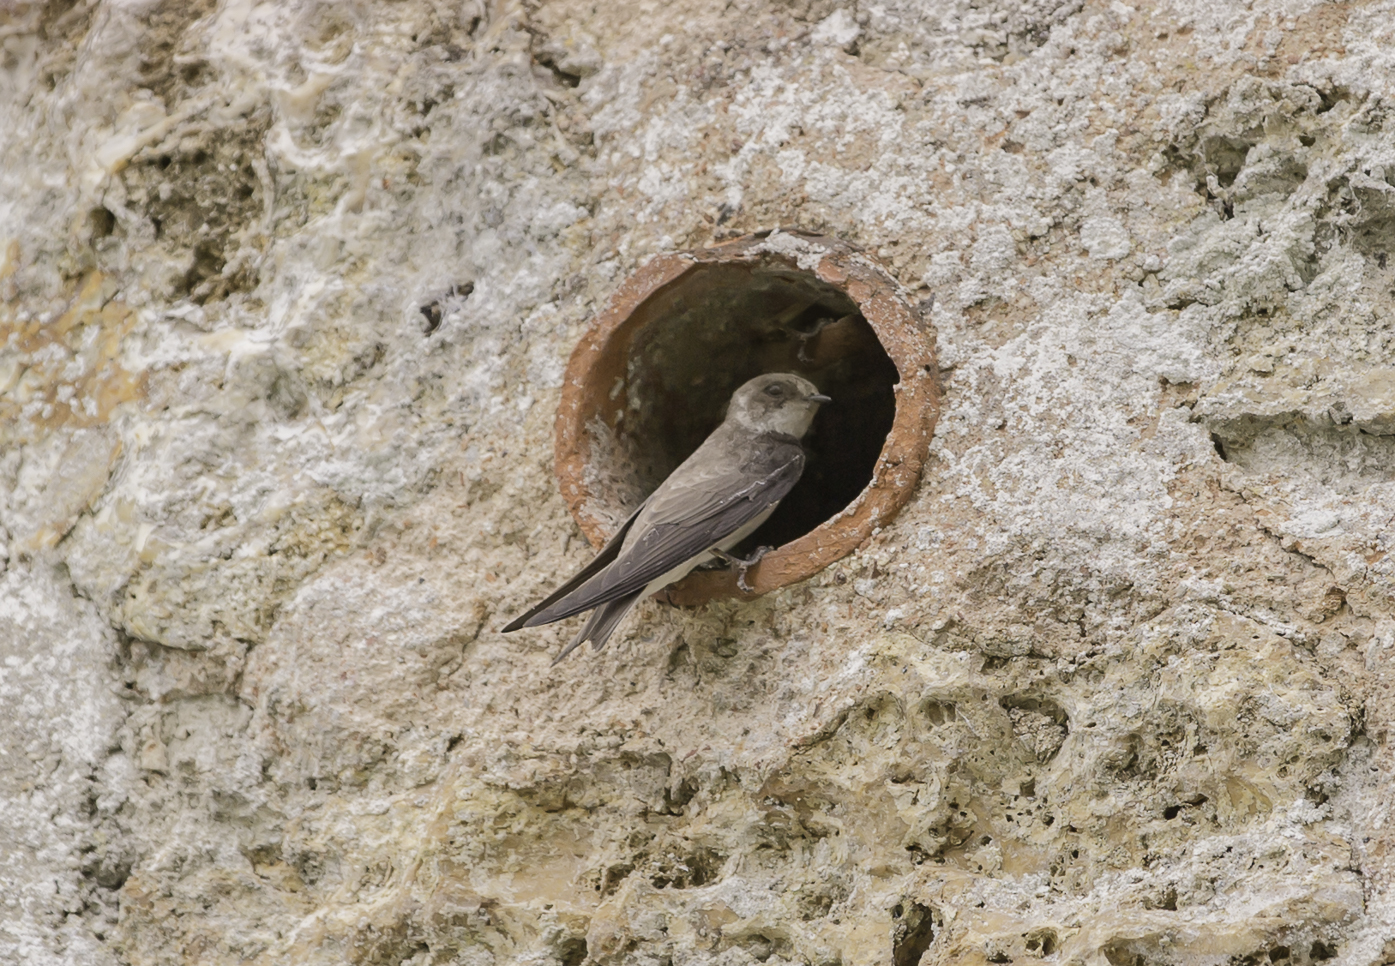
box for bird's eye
[764,385,784,397]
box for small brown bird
[504,372,830,663]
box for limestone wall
[2,0,1395,963]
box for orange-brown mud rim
[553,229,941,605]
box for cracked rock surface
[2,0,1395,964]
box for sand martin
[504,372,830,664]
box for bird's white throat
[731,400,819,437]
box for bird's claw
[709,545,773,593]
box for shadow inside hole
[614,261,899,552]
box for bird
[504,372,831,664]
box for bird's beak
[807,393,832,404]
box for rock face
[3,0,1395,964]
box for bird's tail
[551,591,643,666]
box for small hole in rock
[1025,929,1058,956]
[420,301,443,334]
[558,937,587,966]
[89,207,116,239]
[1103,943,1146,966]
[891,901,937,966]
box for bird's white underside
[637,504,778,598]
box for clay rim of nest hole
[553,228,941,605]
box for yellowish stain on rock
[0,261,144,447]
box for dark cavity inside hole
[89,206,116,239]
[891,901,936,966]
[617,262,898,553]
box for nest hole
[555,230,939,603]
[618,262,897,551]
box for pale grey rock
[3,0,1395,963]
[0,566,125,966]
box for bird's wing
[515,436,804,628]
[502,500,648,632]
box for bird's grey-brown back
[627,372,826,540]
[505,371,829,662]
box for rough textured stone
[2,0,1395,964]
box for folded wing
[501,501,647,632]
[512,436,804,629]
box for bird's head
[727,372,831,437]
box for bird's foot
[709,545,773,593]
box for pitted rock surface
[2,0,1394,964]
